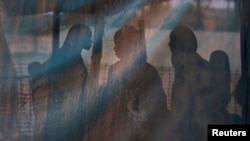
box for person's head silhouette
[113,25,147,64]
[28,61,41,78]
[210,50,230,74]
[168,26,197,67]
[48,24,92,71]
[61,24,92,54]
[169,26,197,53]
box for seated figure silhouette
[95,25,169,141]
[41,24,92,141]
[168,26,216,141]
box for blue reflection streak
[147,0,191,51]
[57,0,93,11]
[106,0,146,29]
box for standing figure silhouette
[99,25,169,141]
[43,24,92,141]
[168,26,216,141]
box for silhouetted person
[168,26,216,141]
[43,24,92,141]
[209,50,231,123]
[210,50,243,124]
[95,25,168,141]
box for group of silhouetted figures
[28,24,243,141]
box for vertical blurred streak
[52,0,60,56]
[88,1,104,96]
[0,3,19,139]
[240,0,250,124]
[234,0,240,31]
[138,8,146,58]
[196,0,202,29]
